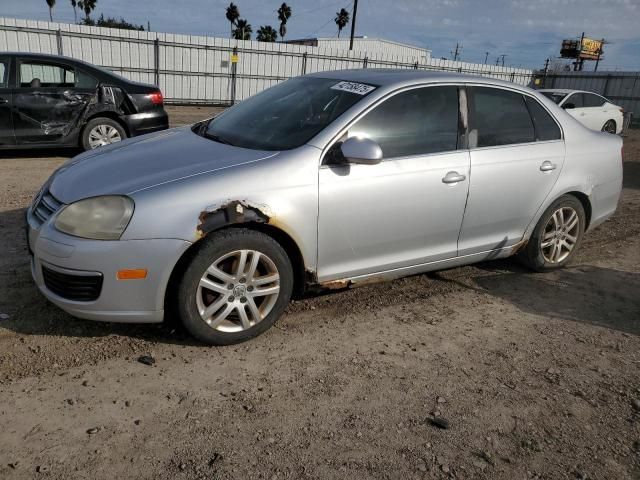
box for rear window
[540,91,567,104]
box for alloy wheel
[540,206,579,264]
[196,249,281,332]
[88,124,122,149]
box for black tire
[519,194,586,272]
[177,229,293,345]
[81,117,127,151]
[601,119,616,134]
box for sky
[3,0,640,70]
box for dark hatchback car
[0,52,168,151]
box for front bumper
[27,210,191,323]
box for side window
[348,86,460,158]
[472,87,535,147]
[0,59,8,88]
[19,62,75,88]
[565,93,583,108]
[583,93,605,107]
[76,69,98,89]
[524,97,562,141]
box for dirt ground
[0,106,639,480]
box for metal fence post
[413,61,418,70]
[153,38,160,87]
[603,74,611,97]
[510,72,515,82]
[301,52,307,75]
[56,29,63,55]
[230,46,238,106]
[363,56,368,68]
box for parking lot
[0,106,639,479]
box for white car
[539,89,624,134]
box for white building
[285,36,431,62]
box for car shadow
[472,259,640,335]
[0,148,80,159]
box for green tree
[256,25,277,42]
[81,14,144,30]
[225,2,240,38]
[70,0,77,22]
[334,8,349,38]
[277,2,291,40]
[233,19,252,40]
[45,0,55,22]
[77,0,97,21]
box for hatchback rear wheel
[177,229,293,345]
[520,195,585,272]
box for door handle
[0,97,7,104]
[442,171,466,184]
[540,161,557,172]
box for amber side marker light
[117,269,148,280]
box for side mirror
[340,137,383,165]
[563,103,575,110]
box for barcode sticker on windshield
[331,81,376,95]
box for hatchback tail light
[148,91,164,105]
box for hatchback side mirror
[340,137,383,165]
[563,103,575,109]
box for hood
[50,127,278,203]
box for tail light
[147,91,164,105]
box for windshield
[540,91,568,104]
[202,77,376,150]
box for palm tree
[225,2,240,38]
[70,0,78,22]
[78,0,97,21]
[233,19,252,40]
[277,2,291,40]
[334,8,349,38]
[45,0,55,22]
[256,25,277,42]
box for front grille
[31,187,63,227]
[42,266,103,302]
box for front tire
[177,229,293,345]
[520,195,585,272]
[81,117,127,150]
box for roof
[538,88,598,95]
[307,69,532,91]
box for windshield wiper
[204,132,235,146]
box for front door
[0,56,15,146]
[12,58,95,145]
[318,85,470,281]
[458,86,565,255]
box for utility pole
[495,57,499,66]
[452,43,461,61]
[484,51,489,64]
[349,0,359,51]
[542,58,549,88]
[147,21,151,32]
[574,32,585,71]
[499,54,507,67]
[594,38,604,71]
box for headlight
[55,196,134,240]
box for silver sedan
[27,70,623,345]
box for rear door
[582,92,611,130]
[458,87,565,255]
[13,58,98,145]
[0,55,15,146]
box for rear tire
[601,119,617,134]
[81,117,127,150]
[519,195,585,272]
[177,229,293,345]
